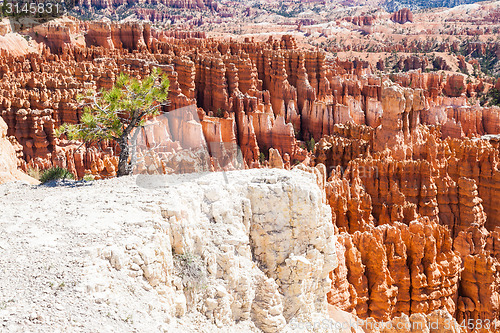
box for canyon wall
[76,0,217,10]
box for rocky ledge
[0,169,341,332]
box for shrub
[57,69,169,176]
[259,152,266,164]
[488,88,500,106]
[83,174,95,181]
[215,108,225,118]
[173,252,206,290]
[40,167,74,184]
[27,167,40,180]
[307,138,315,153]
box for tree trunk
[129,126,141,171]
[117,114,140,177]
[117,136,130,177]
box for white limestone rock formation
[0,168,338,332]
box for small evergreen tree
[58,68,169,176]
[488,88,500,106]
[259,152,266,164]
[40,167,74,184]
[307,137,315,153]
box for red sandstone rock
[453,226,500,325]
[329,215,461,321]
[3,21,498,180]
[443,74,467,97]
[391,8,414,24]
[0,116,38,184]
[315,121,500,327]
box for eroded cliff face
[391,8,414,24]
[329,218,462,321]
[142,169,338,332]
[0,168,338,332]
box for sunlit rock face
[0,116,37,184]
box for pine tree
[57,68,169,176]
